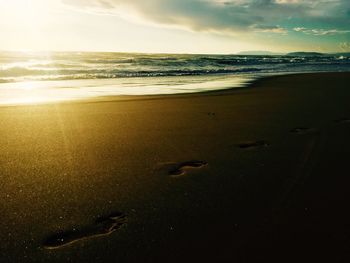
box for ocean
[0,51,349,105]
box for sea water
[0,51,349,105]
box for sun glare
[22,81,37,91]
[10,96,46,105]
[0,0,52,34]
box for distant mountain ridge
[237,51,350,57]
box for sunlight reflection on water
[0,75,254,105]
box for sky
[0,0,349,54]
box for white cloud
[252,25,288,34]
[294,27,350,36]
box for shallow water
[0,75,253,105]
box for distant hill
[237,51,284,56]
[287,52,326,57]
[237,51,350,57]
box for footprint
[334,118,350,124]
[290,127,319,135]
[237,140,270,149]
[202,112,216,116]
[168,161,208,177]
[43,212,127,249]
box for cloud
[252,24,288,34]
[339,42,350,51]
[294,27,350,36]
[63,0,350,35]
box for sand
[1,72,350,262]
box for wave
[0,52,349,83]
[0,68,264,82]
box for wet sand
[1,72,350,262]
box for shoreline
[0,71,348,108]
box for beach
[1,72,350,262]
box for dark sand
[1,72,350,262]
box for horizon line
[0,49,348,55]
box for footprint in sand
[43,212,127,249]
[334,118,350,124]
[168,161,208,177]
[290,127,319,135]
[237,140,270,150]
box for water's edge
[1,71,349,107]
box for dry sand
[1,72,350,262]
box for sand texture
[1,72,350,262]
